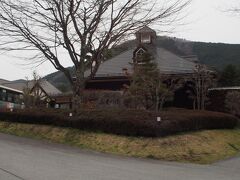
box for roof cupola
[135,26,157,45]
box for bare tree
[227,2,240,14]
[156,77,183,111]
[23,71,42,108]
[22,76,33,109]
[0,0,191,111]
[191,64,215,110]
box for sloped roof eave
[88,47,198,78]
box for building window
[19,94,23,100]
[0,89,7,101]
[141,34,151,44]
[7,93,14,102]
[136,48,145,58]
[135,48,146,63]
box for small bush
[0,109,238,137]
[225,91,240,117]
[82,90,123,109]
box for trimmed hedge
[0,109,238,137]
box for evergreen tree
[126,53,174,111]
[219,64,240,87]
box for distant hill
[44,67,74,92]
[160,37,240,70]
[0,79,10,85]
[192,42,240,70]
[12,79,27,83]
[44,37,240,91]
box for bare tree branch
[0,0,191,110]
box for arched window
[135,48,146,63]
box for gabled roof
[35,80,62,96]
[136,26,156,34]
[0,81,33,91]
[181,55,199,63]
[87,47,197,78]
[85,50,133,77]
[0,84,23,94]
[1,79,62,96]
[155,48,197,74]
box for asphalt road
[0,133,239,180]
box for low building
[208,87,240,113]
[0,84,24,111]
[85,26,200,108]
[0,79,62,108]
[86,26,197,90]
[30,80,62,103]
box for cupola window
[141,34,151,44]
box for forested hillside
[156,37,240,70]
[192,42,240,70]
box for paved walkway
[0,133,239,180]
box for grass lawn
[0,121,239,164]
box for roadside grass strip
[0,121,239,164]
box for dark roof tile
[87,47,197,78]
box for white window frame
[136,48,146,57]
[135,48,147,64]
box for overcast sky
[1,0,240,81]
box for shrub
[157,110,238,136]
[0,109,238,137]
[225,91,240,117]
[82,90,123,109]
[96,91,123,108]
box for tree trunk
[156,88,160,112]
[193,99,196,110]
[159,96,165,111]
[72,68,85,114]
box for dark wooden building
[86,26,198,90]
[84,26,199,108]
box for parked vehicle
[0,85,24,111]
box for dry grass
[0,121,239,164]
